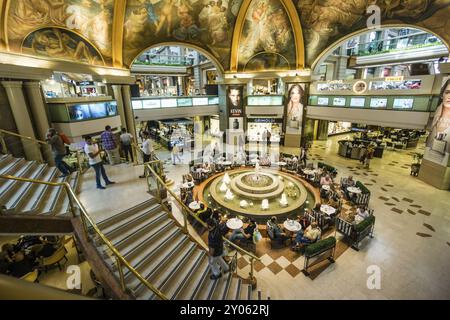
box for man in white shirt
[84,136,115,189]
[172,143,182,164]
[139,131,153,178]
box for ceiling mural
[295,0,450,66]
[21,27,104,65]
[237,0,295,72]
[122,0,244,69]
[7,0,113,64]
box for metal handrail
[145,163,260,262]
[0,174,168,300]
[0,129,47,145]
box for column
[111,85,127,129]
[23,81,53,164]
[121,85,137,138]
[1,81,41,161]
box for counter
[338,140,385,159]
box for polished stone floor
[21,133,450,299]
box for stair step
[126,231,188,291]
[0,157,22,176]
[102,203,162,238]
[136,239,197,299]
[97,198,158,229]
[38,175,69,215]
[169,251,206,300]
[3,163,48,212]
[208,273,232,300]
[0,155,14,173]
[0,161,37,199]
[18,167,58,214]
[225,277,241,300]
[247,285,252,300]
[147,246,202,300]
[173,253,210,300]
[53,171,82,216]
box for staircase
[0,154,80,216]
[93,199,266,300]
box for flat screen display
[208,97,219,105]
[89,103,107,118]
[333,97,346,106]
[193,97,209,106]
[369,79,422,90]
[105,101,118,116]
[370,98,388,108]
[350,97,365,107]
[142,99,161,109]
[317,97,329,106]
[161,98,177,108]
[393,98,414,109]
[132,100,143,109]
[177,98,192,107]
[247,96,283,106]
[68,104,91,121]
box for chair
[20,269,39,283]
[266,222,287,249]
[40,245,68,272]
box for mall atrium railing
[144,161,261,287]
[0,129,84,173]
[0,174,169,300]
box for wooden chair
[20,269,39,283]
[40,245,68,272]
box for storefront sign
[76,81,94,86]
[385,76,404,82]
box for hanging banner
[227,85,244,131]
[284,83,306,136]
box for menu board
[177,98,193,107]
[370,98,388,108]
[161,99,177,108]
[193,97,209,106]
[393,98,414,109]
[317,97,329,106]
[143,99,161,109]
[350,97,366,107]
[332,97,346,106]
[247,95,283,106]
[132,100,143,109]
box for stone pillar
[121,85,137,138]
[1,81,41,161]
[111,85,127,129]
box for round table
[320,204,337,216]
[347,186,362,194]
[250,158,259,164]
[189,201,201,211]
[303,169,317,176]
[219,161,232,166]
[283,220,302,232]
[182,182,195,189]
[275,161,287,167]
[321,184,331,191]
[226,218,243,230]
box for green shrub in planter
[356,181,370,194]
[305,237,336,256]
[354,215,375,233]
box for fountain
[223,172,231,184]
[261,199,269,210]
[224,188,234,201]
[240,200,249,208]
[219,182,228,192]
[255,161,261,172]
[279,193,288,207]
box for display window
[247,119,282,142]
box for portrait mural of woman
[285,83,306,135]
[425,77,450,163]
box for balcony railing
[134,54,194,66]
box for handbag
[253,229,262,243]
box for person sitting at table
[0,251,11,274]
[183,173,194,184]
[320,174,333,187]
[182,190,194,206]
[354,205,370,224]
[1,243,15,263]
[37,236,60,258]
[229,219,257,244]
[267,216,289,243]
[198,206,212,223]
[7,251,36,278]
[327,190,341,208]
[292,222,321,250]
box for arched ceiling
[0,0,449,73]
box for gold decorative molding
[229,0,252,72]
[229,0,305,72]
[310,23,450,72]
[0,0,9,51]
[112,0,126,68]
[279,0,304,69]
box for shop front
[246,118,283,143]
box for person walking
[139,131,153,178]
[300,145,308,167]
[207,218,230,280]
[101,125,121,165]
[119,128,134,163]
[46,128,70,177]
[172,143,182,164]
[84,136,115,190]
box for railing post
[249,257,257,290]
[115,256,126,292]
[182,208,188,233]
[0,132,8,154]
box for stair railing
[0,129,84,173]
[144,162,261,288]
[0,174,168,300]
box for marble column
[111,85,127,130]
[121,85,137,138]
[1,81,42,161]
